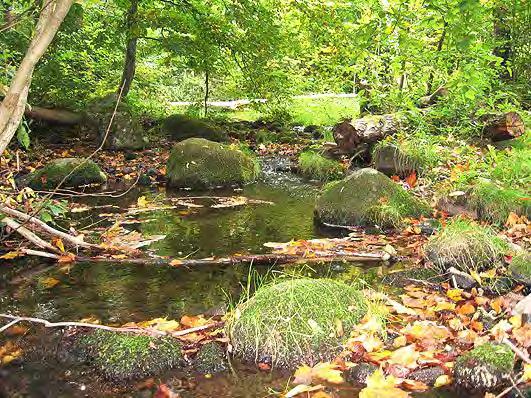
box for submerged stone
[226,278,367,369]
[454,343,514,392]
[194,342,227,374]
[166,138,259,189]
[315,168,429,228]
[27,158,107,190]
[162,114,228,143]
[74,330,184,381]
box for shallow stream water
[0,159,455,397]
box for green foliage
[425,218,508,273]
[315,168,429,228]
[226,278,367,368]
[166,138,259,189]
[75,330,183,381]
[298,151,344,181]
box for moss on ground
[166,138,260,189]
[75,330,184,381]
[298,151,344,181]
[162,114,228,142]
[471,181,530,225]
[226,278,367,368]
[27,158,107,190]
[509,252,531,281]
[459,343,514,372]
[315,168,429,228]
[425,218,508,273]
[194,342,227,374]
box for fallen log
[333,114,401,154]
[480,112,524,142]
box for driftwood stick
[0,314,222,338]
[20,248,61,259]
[2,217,61,254]
[76,252,389,267]
[0,205,93,248]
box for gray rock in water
[408,366,446,386]
[347,362,378,385]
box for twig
[0,319,22,333]
[20,248,61,259]
[2,217,61,253]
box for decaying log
[480,112,524,142]
[419,86,449,107]
[333,114,400,154]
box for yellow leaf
[470,270,482,285]
[447,289,463,302]
[170,259,183,266]
[433,301,456,312]
[53,238,65,252]
[389,344,420,369]
[293,362,344,385]
[40,277,60,289]
[393,335,407,348]
[522,363,531,383]
[509,315,522,328]
[434,374,451,388]
[480,268,497,279]
[359,369,410,398]
[137,196,148,208]
[285,384,324,398]
[0,251,22,260]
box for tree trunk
[0,0,73,156]
[481,112,525,141]
[204,69,209,117]
[118,0,138,98]
[333,114,401,154]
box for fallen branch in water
[0,314,223,338]
[2,217,61,254]
[0,205,94,249]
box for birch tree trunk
[0,0,73,155]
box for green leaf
[16,122,30,150]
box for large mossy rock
[166,138,259,189]
[27,158,107,190]
[454,343,514,392]
[162,114,228,143]
[74,330,184,381]
[88,95,147,150]
[194,342,227,374]
[372,144,416,177]
[509,252,531,285]
[315,168,429,228]
[226,278,367,368]
[424,219,507,273]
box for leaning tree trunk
[332,114,401,154]
[118,0,138,98]
[481,112,525,141]
[0,0,73,155]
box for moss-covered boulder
[454,343,514,391]
[372,144,416,177]
[226,278,367,368]
[509,252,531,285]
[424,218,508,273]
[194,342,227,374]
[298,151,344,181]
[27,158,107,190]
[471,181,531,225]
[74,330,184,381]
[166,138,260,189]
[315,168,429,228]
[163,114,228,143]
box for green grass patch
[298,151,344,181]
[425,218,508,273]
[509,251,531,279]
[226,278,367,368]
[471,181,530,224]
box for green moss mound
[163,114,228,142]
[28,158,107,190]
[226,278,367,368]
[298,151,344,181]
[509,252,531,283]
[194,342,227,374]
[471,181,530,225]
[315,168,429,228]
[166,138,260,189]
[75,330,184,381]
[425,218,508,273]
[454,343,514,391]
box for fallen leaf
[39,277,60,289]
[285,384,324,398]
[359,369,410,398]
[434,374,451,388]
[0,251,22,260]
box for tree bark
[0,0,74,155]
[118,0,139,98]
[333,114,401,154]
[481,111,525,141]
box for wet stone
[346,362,378,385]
